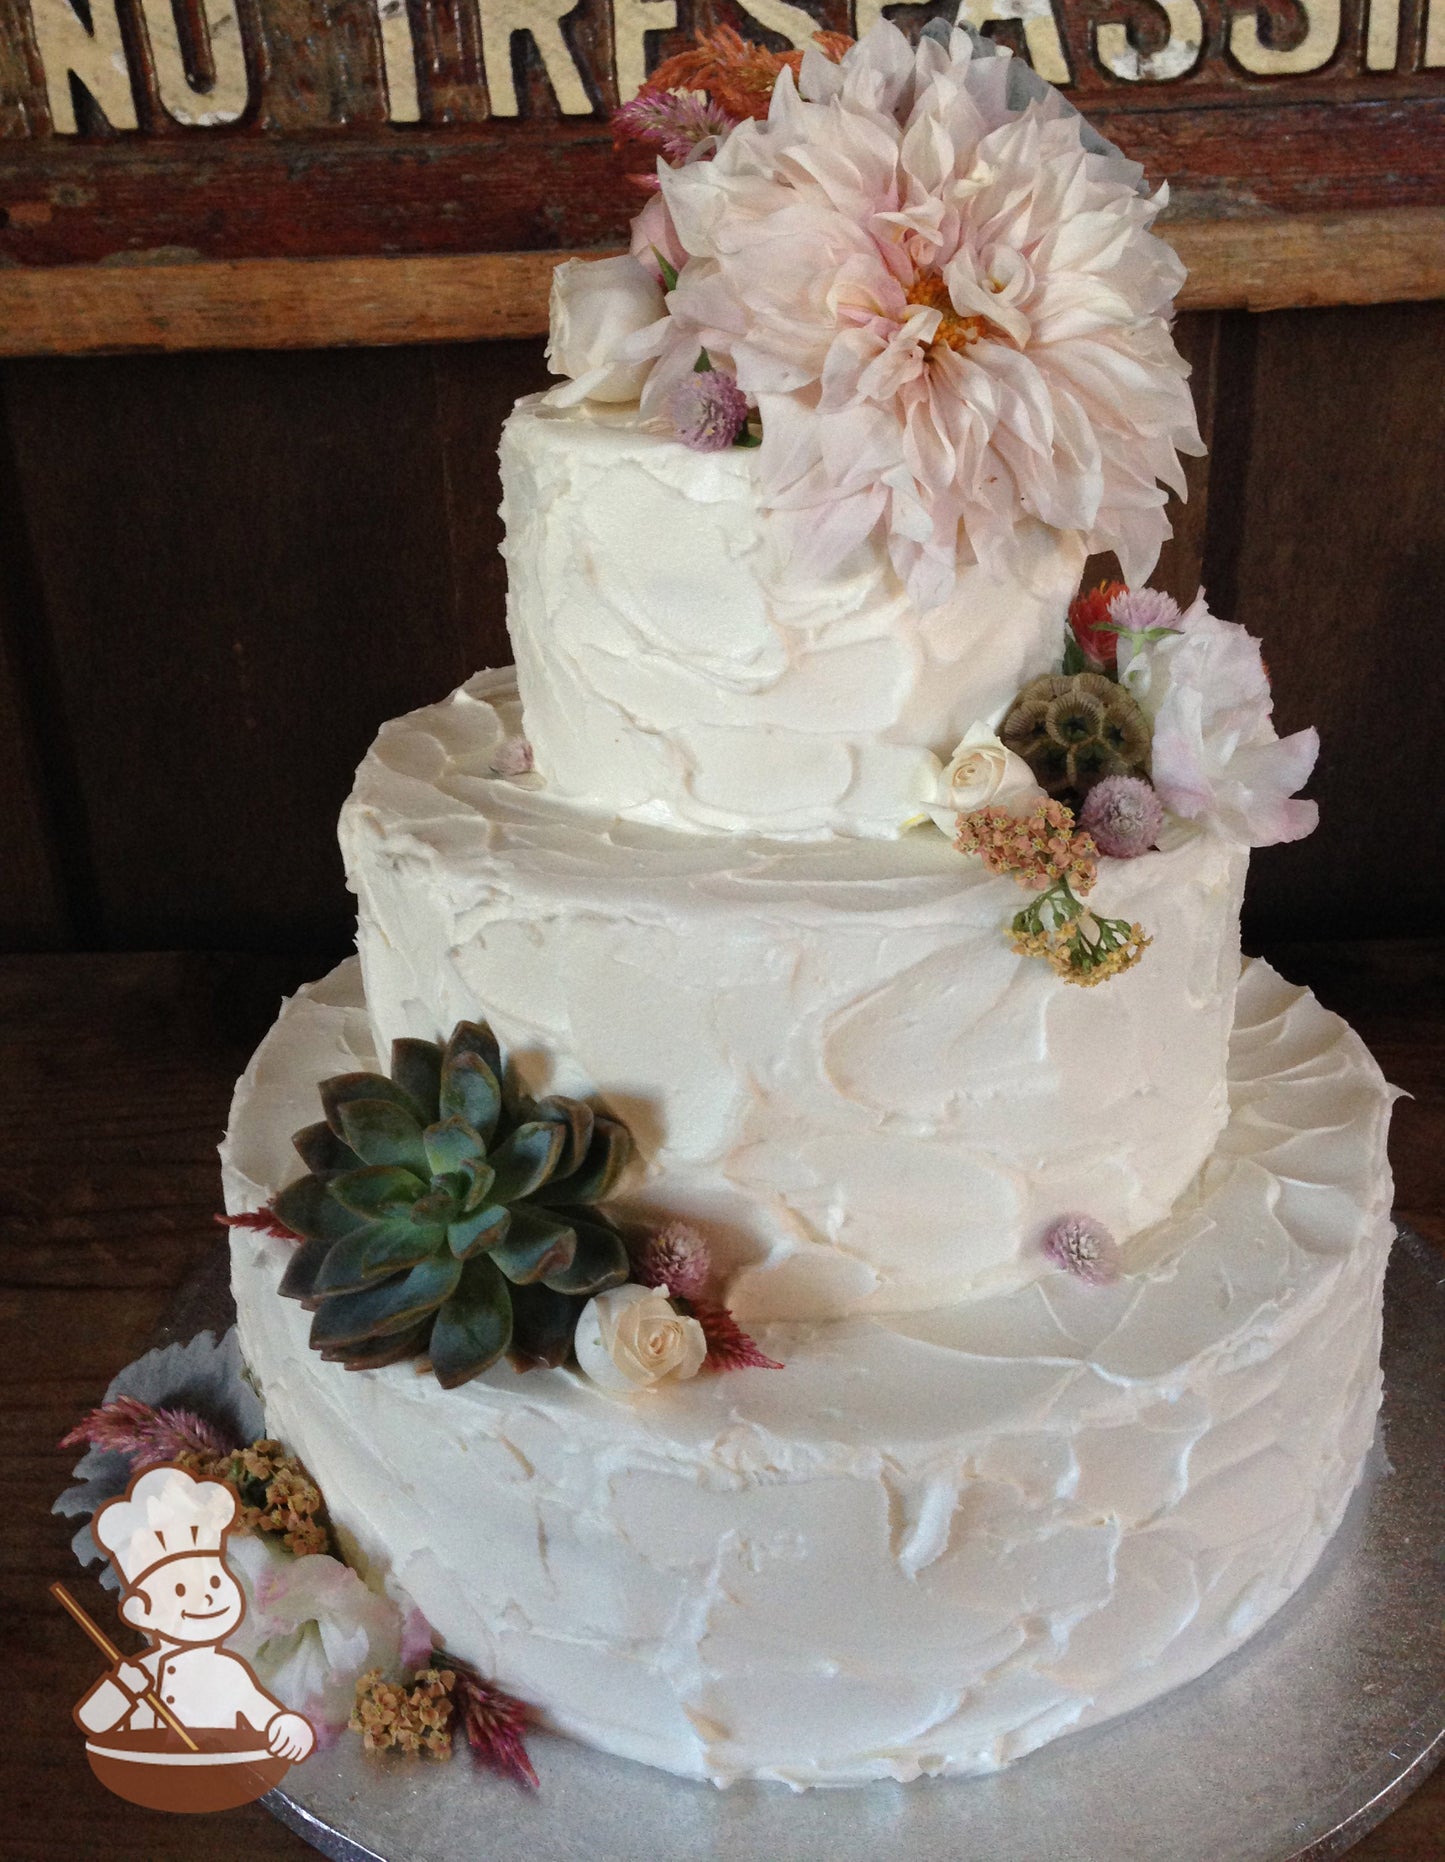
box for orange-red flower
[1068,580,1128,668]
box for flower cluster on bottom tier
[225,957,1394,1788]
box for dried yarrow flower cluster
[956,801,1150,987]
[185,1439,331,1557]
[353,1658,539,1787]
[352,1666,455,1758]
[954,801,1099,892]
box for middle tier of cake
[343,674,1245,1322]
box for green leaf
[458,1155,498,1213]
[272,1175,369,1244]
[362,1215,447,1277]
[530,1095,594,1180]
[541,1213,629,1296]
[320,1071,428,1143]
[1062,634,1089,676]
[653,248,678,292]
[733,428,762,448]
[445,1020,502,1081]
[507,1282,582,1370]
[424,1115,486,1179]
[694,346,713,373]
[539,1116,631,1207]
[337,1098,430,1175]
[410,1183,463,1226]
[429,1255,513,1388]
[313,1229,379,1297]
[390,1038,443,1121]
[489,1121,566,1203]
[277,1235,333,1303]
[489,1206,577,1285]
[447,1203,511,1259]
[330,1164,429,1219]
[309,1255,461,1348]
[320,1320,433,1372]
[439,1052,502,1145]
[292,1121,360,1178]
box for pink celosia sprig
[690,1301,783,1372]
[60,1394,238,1469]
[613,85,739,163]
[631,1221,712,1302]
[217,1208,302,1242]
[1042,1215,1122,1285]
[443,1655,540,1790]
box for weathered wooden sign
[1,0,1443,266]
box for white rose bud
[545,255,665,407]
[919,722,1045,833]
[574,1283,708,1395]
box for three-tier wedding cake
[223,20,1395,1788]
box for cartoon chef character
[75,1463,315,1762]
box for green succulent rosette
[268,1022,632,1389]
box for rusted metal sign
[1,1,1442,266]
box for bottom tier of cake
[224,958,1394,1789]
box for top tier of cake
[501,397,1085,840]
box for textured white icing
[225,957,1395,1788]
[341,673,1248,1322]
[500,398,1086,839]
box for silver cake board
[159,1231,1444,1862]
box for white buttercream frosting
[341,673,1247,1322]
[225,956,1395,1788]
[500,397,1086,839]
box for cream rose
[574,1283,707,1395]
[916,723,1045,833]
[545,255,664,407]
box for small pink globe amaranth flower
[1080,775,1164,859]
[1109,586,1183,636]
[1043,1214,1122,1285]
[630,1220,712,1302]
[669,368,749,452]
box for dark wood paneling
[0,600,67,946]
[1215,299,1445,944]
[0,337,546,949]
[0,305,1440,952]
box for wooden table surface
[3,944,1440,1861]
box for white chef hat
[93,1465,238,1589]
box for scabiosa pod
[1043,1214,1122,1285]
[1080,775,1165,859]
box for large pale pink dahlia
[632,23,1202,609]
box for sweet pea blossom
[635,22,1201,609]
[227,1533,432,1742]
[545,254,666,406]
[1119,592,1319,847]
